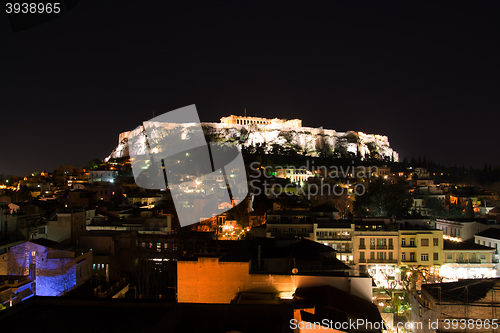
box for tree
[426,197,443,211]
[354,180,413,217]
[424,194,445,218]
[87,158,102,170]
[400,265,442,292]
[226,202,250,229]
[446,203,466,218]
[465,199,474,218]
[332,191,353,219]
[14,185,32,202]
[132,258,164,298]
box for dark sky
[2,0,500,176]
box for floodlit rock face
[106,122,398,162]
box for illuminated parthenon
[220,115,302,128]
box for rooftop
[437,218,498,225]
[475,227,500,241]
[422,278,500,303]
[0,297,293,333]
[443,240,495,251]
[29,238,68,250]
[316,222,353,229]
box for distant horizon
[3,1,500,175]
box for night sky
[2,0,500,176]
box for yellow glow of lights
[279,291,294,299]
[443,235,462,242]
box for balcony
[401,244,416,248]
[402,258,417,263]
[359,259,398,264]
[317,235,352,241]
[376,245,387,250]
[359,245,366,250]
[456,260,483,264]
[358,259,398,264]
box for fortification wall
[106,121,398,162]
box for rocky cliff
[105,122,398,162]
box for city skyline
[2,1,500,176]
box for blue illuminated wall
[7,241,92,296]
[36,262,76,296]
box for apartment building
[435,218,500,241]
[441,240,497,281]
[475,228,500,273]
[398,229,444,267]
[313,222,355,265]
[354,220,399,288]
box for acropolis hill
[106,115,399,161]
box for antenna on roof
[244,108,246,117]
